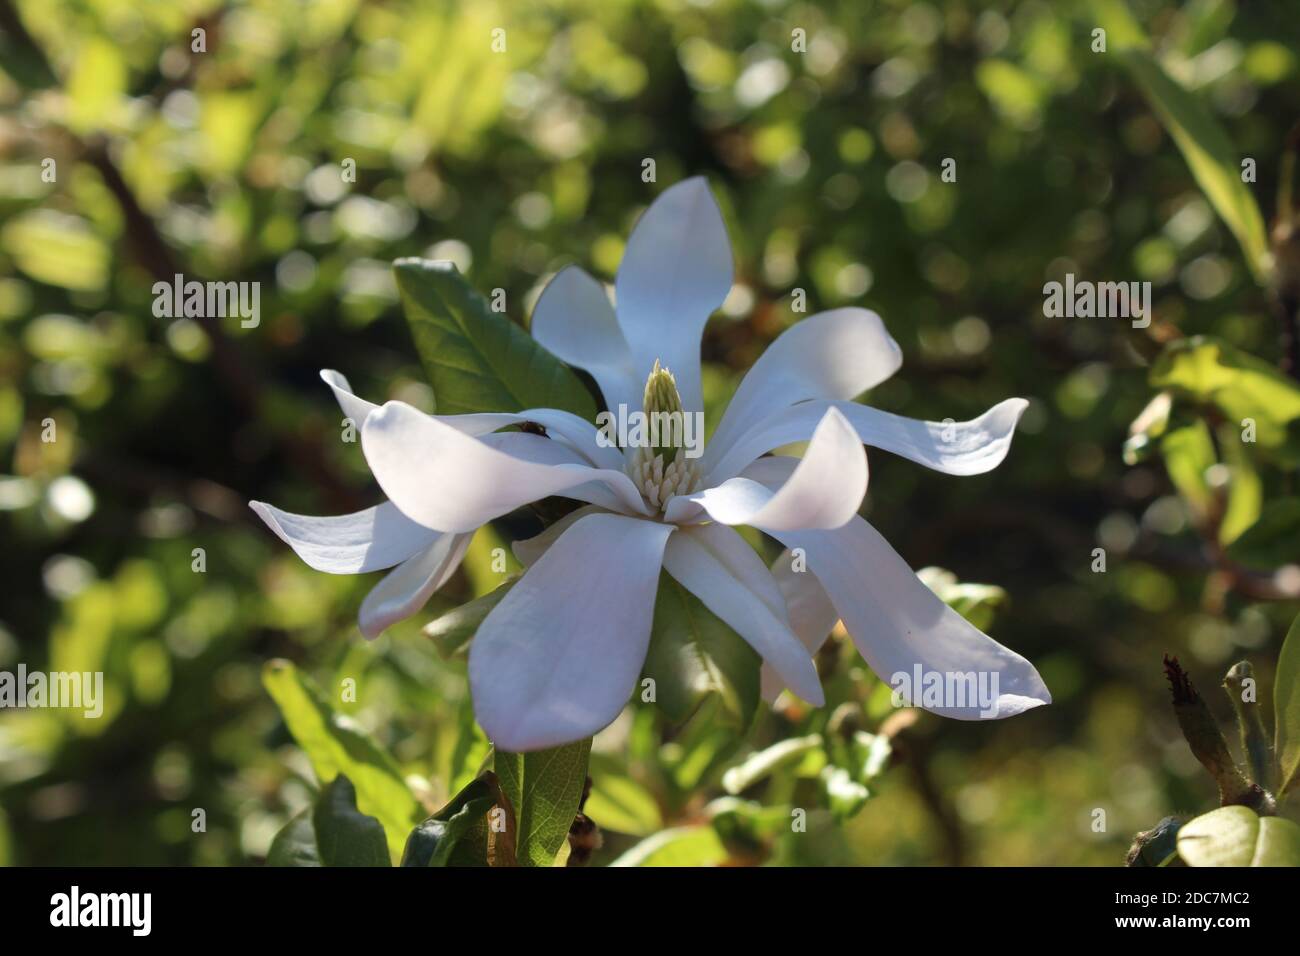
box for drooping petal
[358,532,473,639]
[320,369,379,426]
[704,308,900,474]
[662,524,824,706]
[361,402,651,532]
[706,396,1029,486]
[664,407,866,531]
[614,177,733,415]
[469,513,674,751]
[249,500,437,574]
[760,549,841,701]
[530,266,641,416]
[773,516,1050,719]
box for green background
[1,0,1299,866]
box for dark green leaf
[394,258,596,419]
[313,775,391,867]
[642,571,760,728]
[495,739,592,867]
[423,578,517,659]
[401,777,497,867]
[265,809,321,867]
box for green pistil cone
[642,359,685,464]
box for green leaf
[1217,421,1262,545]
[584,767,664,837]
[495,739,591,867]
[1225,498,1300,570]
[423,578,517,659]
[313,775,391,867]
[1176,806,1300,866]
[642,571,761,729]
[1276,613,1300,798]
[721,734,824,795]
[1092,1,1271,282]
[262,659,421,861]
[400,777,497,867]
[1151,336,1300,463]
[610,825,730,867]
[394,258,597,419]
[265,809,321,867]
[1159,421,1217,521]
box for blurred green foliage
[2,0,1300,866]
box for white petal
[320,369,379,426]
[704,308,900,475]
[773,517,1050,719]
[614,177,732,414]
[511,505,606,567]
[662,525,823,706]
[322,368,620,470]
[358,532,472,639]
[530,266,641,416]
[249,500,437,574]
[469,513,674,751]
[706,397,1029,486]
[361,402,650,533]
[665,407,866,531]
[760,549,841,701]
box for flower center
[626,360,702,511]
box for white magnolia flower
[251,177,1049,751]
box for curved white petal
[662,524,824,706]
[773,516,1050,719]
[358,532,473,639]
[706,397,1028,486]
[361,402,650,533]
[530,266,641,416]
[321,368,620,470]
[249,500,437,574]
[321,369,379,426]
[664,407,866,531]
[469,513,674,751]
[615,177,733,415]
[704,309,900,474]
[511,505,606,567]
[760,549,841,701]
